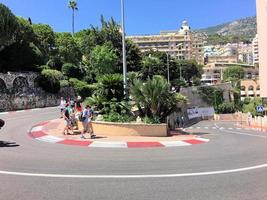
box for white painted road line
[160,141,192,147]
[214,124,267,139]
[89,141,128,148]
[1,163,267,179]
[195,138,210,142]
[31,126,43,132]
[36,135,64,143]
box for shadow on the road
[0,141,20,148]
[191,132,210,136]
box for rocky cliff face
[197,16,257,38]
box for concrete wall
[78,121,168,137]
[0,72,75,112]
[180,83,233,108]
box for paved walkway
[29,119,210,148]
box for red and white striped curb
[29,124,210,149]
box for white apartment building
[253,34,259,65]
[127,21,206,64]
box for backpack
[65,108,70,119]
[79,110,87,122]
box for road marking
[214,124,267,139]
[89,141,127,148]
[36,135,64,143]
[160,141,191,147]
[1,163,267,178]
[31,126,43,132]
[0,112,8,115]
[212,127,217,129]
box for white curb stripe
[89,141,127,148]
[0,112,9,115]
[160,141,192,147]
[195,138,210,142]
[36,135,64,143]
[31,126,43,132]
[16,110,26,113]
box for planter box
[78,121,167,137]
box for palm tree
[130,75,186,122]
[68,0,78,36]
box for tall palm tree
[68,0,78,36]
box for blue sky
[0,0,256,35]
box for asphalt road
[1,108,267,200]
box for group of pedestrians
[60,96,96,139]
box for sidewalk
[29,119,210,148]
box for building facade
[256,0,267,97]
[253,34,259,66]
[240,79,260,101]
[127,21,206,64]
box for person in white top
[59,97,66,118]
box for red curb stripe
[184,139,204,145]
[127,142,164,148]
[30,131,47,138]
[58,140,92,146]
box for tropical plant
[130,75,183,122]
[94,74,124,101]
[68,0,78,35]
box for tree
[68,0,78,36]
[55,32,82,64]
[32,23,55,59]
[223,66,245,82]
[62,63,83,79]
[38,69,63,93]
[0,3,19,50]
[89,43,119,76]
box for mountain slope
[197,16,257,38]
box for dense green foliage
[198,86,224,111]
[0,3,19,48]
[68,78,95,99]
[223,66,245,82]
[130,76,185,122]
[38,69,62,93]
[62,63,83,79]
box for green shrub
[60,80,69,87]
[216,102,236,114]
[38,69,62,93]
[62,63,83,79]
[142,116,161,124]
[103,112,135,123]
[69,78,95,99]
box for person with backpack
[81,105,96,139]
[62,103,73,135]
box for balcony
[240,91,246,96]
[248,90,255,96]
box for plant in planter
[130,75,185,123]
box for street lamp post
[121,0,127,97]
[166,52,170,84]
